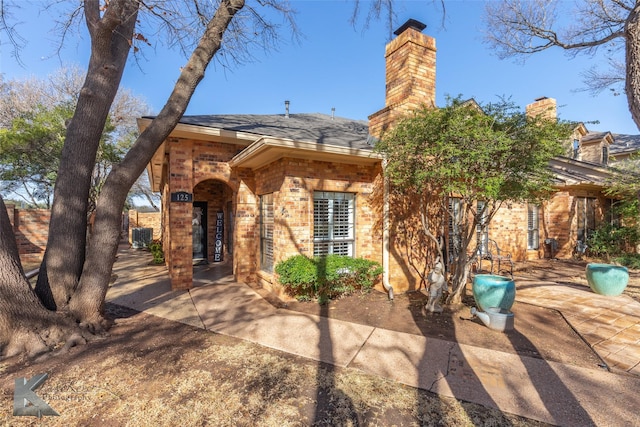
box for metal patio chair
[478,239,513,277]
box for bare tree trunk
[447,243,471,305]
[0,196,79,358]
[625,4,640,130]
[35,0,139,310]
[68,0,246,326]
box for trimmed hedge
[275,254,383,303]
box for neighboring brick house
[5,204,50,267]
[142,19,629,293]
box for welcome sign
[214,211,223,262]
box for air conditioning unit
[132,227,153,249]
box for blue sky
[1,0,638,135]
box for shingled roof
[173,113,374,150]
[611,133,640,155]
[548,156,612,188]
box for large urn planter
[472,274,516,312]
[585,263,629,296]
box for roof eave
[138,117,266,192]
[229,136,383,170]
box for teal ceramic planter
[472,274,516,312]
[585,263,629,296]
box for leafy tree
[0,0,306,358]
[483,0,640,130]
[0,104,69,208]
[375,97,572,304]
[0,0,425,359]
[590,153,640,259]
[0,68,154,210]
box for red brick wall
[128,210,161,243]
[369,26,436,137]
[488,188,610,262]
[253,158,382,295]
[6,204,50,267]
[159,137,257,289]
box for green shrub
[587,223,640,260]
[275,254,383,303]
[613,253,640,270]
[148,239,165,264]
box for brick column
[234,179,258,283]
[168,139,194,290]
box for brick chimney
[369,19,436,137]
[526,97,557,120]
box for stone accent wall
[5,204,50,267]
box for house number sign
[170,191,193,202]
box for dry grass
[0,306,549,427]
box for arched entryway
[192,179,234,272]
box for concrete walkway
[515,279,640,376]
[107,247,640,426]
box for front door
[193,202,207,261]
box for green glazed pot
[585,263,629,296]
[472,274,516,312]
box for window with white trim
[313,192,355,257]
[260,193,274,272]
[527,204,540,250]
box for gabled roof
[581,131,613,144]
[139,113,381,191]
[168,113,374,150]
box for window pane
[313,198,329,239]
[260,194,274,272]
[476,201,488,255]
[313,192,355,257]
[448,198,462,260]
[527,204,539,250]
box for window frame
[576,196,597,243]
[313,191,355,257]
[527,204,540,250]
[259,193,274,272]
[476,200,489,255]
[572,139,580,159]
[448,197,462,263]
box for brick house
[142,19,628,294]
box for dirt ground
[0,258,636,426]
[281,257,639,371]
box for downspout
[382,159,394,300]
